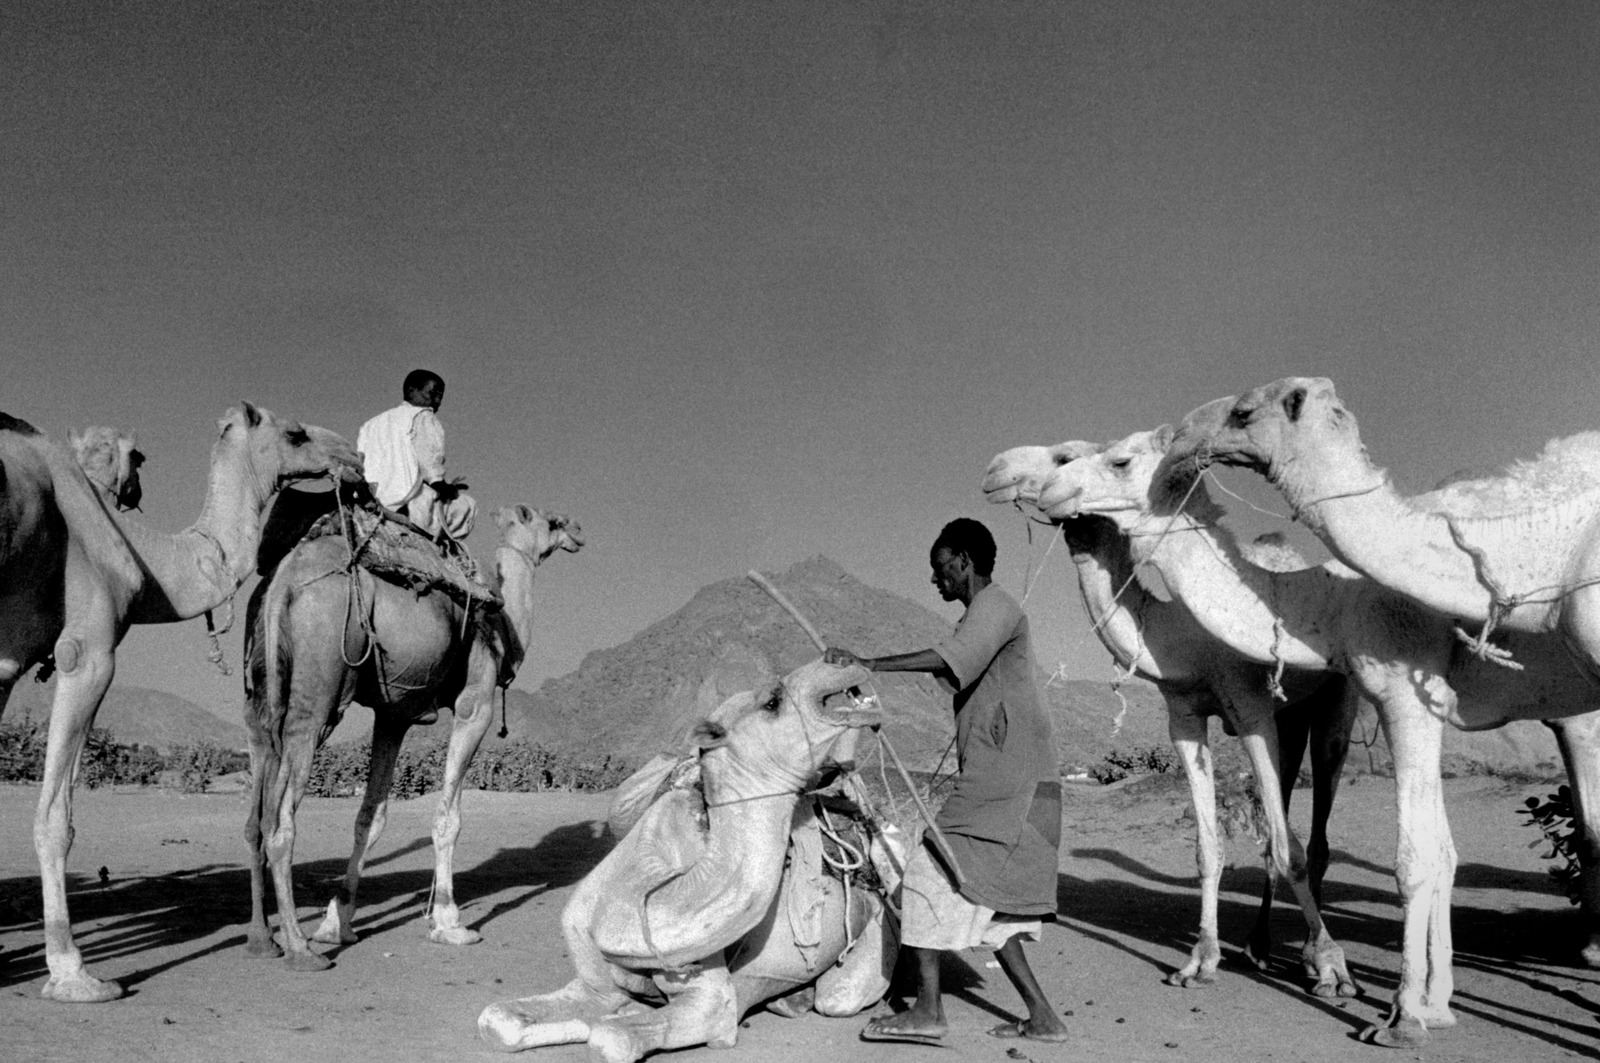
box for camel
[982,443,1359,995]
[1168,377,1600,686]
[1033,426,1600,1046]
[0,404,363,1003]
[67,426,143,512]
[476,658,902,1063]
[242,504,584,970]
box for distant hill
[365,556,1171,773]
[5,682,247,752]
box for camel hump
[0,412,40,435]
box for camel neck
[1119,509,1337,672]
[1288,469,1572,630]
[1065,526,1168,681]
[118,436,270,624]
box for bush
[1090,745,1177,784]
[305,738,636,799]
[1521,785,1582,903]
[0,719,228,790]
[166,739,238,794]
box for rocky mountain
[442,555,1172,773]
[5,682,247,751]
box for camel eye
[285,426,310,446]
[1053,453,1071,466]
[761,688,784,714]
[1109,457,1131,472]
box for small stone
[1115,1017,1125,1024]
[1165,1042,1179,1049]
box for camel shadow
[0,816,616,994]
[1058,847,1600,1054]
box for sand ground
[3,773,1598,1063]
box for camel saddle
[300,504,503,612]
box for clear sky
[6,1,1599,718]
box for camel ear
[241,401,263,427]
[1151,425,1174,451]
[68,428,84,449]
[1283,387,1306,423]
[516,504,536,524]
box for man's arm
[409,409,449,490]
[823,646,954,682]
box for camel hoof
[310,925,356,946]
[283,950,333,973]
[244,935,284,960]
[587,1024,645,1063]
[1363,1017,1429,1048]
[1166,970,1216,988]
[40,973,124,1003]
[429,925,483,946]
[1582,941,1600,969]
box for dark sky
[6,1,1598,716]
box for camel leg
[1545,715,1600,967]
[1163,698,1224,987]
[312,714,409,945]
[1295,682,1359,995]
[34,610,123,1003]
[242,719,285,959]
[428,665,497,945]
[1247,703,1309,971]
[1233,709,1355,999]
[478,878,640,1051]
[1364,686,1455,1047]
[586,959,740,1063]
[262,712,336,972]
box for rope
[1444,515,1523,670]
[745,570,965,889]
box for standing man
[825,517,1069,1045]
[357,369,476,541]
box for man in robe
[356,369,476,541]
[825,517,1069,1045]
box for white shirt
[356,402,447,508]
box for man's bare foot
[988,1017,1070,1043]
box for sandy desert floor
[3,772,1599,1063]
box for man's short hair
[403,368,444,398]
[931,518,996,577]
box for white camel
[477,659,898,1063]
[983,443,1359,994]
[0,404,362,1002]
[1171,377,1600,683]
[1035,427,1600,1047]
[242,504,583,970]
[1174,382,1600,941]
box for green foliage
[305,738,636,799]
[1090,744,1177,784]
[78,728,166,789]
[1521,785,1582,903]
[166,739,243,794]
[0,717,632,799]
[0,719,235,791]
[0,715,48,781]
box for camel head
[217,402,365,498]
[494,504,585,561]
[69,426,144,511]
[688,658,877,804]
[1167,376,1364,484]
[1036,426,1224,533]
[982,440,1104,507]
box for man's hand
[823,647,867,669]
